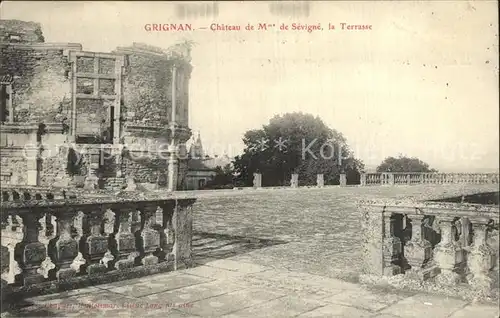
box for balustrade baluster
[434,216,465,285]
[49,208,79,280]
[160,201,176,262]
[38,213,56,279]
[1,245,9,299]
[111,208,136,270]
[80,206,109,275]
[70,211,86,273]
[467,218,495,294]
[404,214,433,280]
[16,211,47,285]
[1,215,23,284]
[138,204,161,266]
[383,214,402,275]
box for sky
[1,1,498,172]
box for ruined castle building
[0,19,192,190]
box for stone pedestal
[290,174,299,188]
[339,174,347,187]
[253,173,262,188]
[172,199,196,270]
[316,174,324,187]
[360,204,385,276]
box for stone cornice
[124,124,191,140]
[1,122,66,134]
[0,42,82,51]
[0,189,198,211]
[0,123,38,133]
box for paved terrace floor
[2,184,499,317]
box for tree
[202,164,234,189]
[376,155,437,173]
[233,112,364,186]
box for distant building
[184,132,232,190]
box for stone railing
[360,195,499,299]
[360,172,499,186]
[0,187,196,298]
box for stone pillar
[290,174,299,188]
[360,204,385,276]
[404,214,433,280]
[316,174,324,187]
[25,145,39,186]
[167,148,179,192]
[84,147,101,190]
[339,173,347,187]
[253,173,262,188]
[166,126,179,192]
[407,174,411,185]
[360,173,366,186]
[383,214,403,276]
[434,216,464,285]
[468,218,495,294]
[172,199,196,270]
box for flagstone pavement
[2,256,498,318]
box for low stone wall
[0,188,196,300]
[359,195,499,301]
[361,172,499,186]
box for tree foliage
[202,164,234,189]
[376,155,437,173]
[233,112,364,186]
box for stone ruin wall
[0,20,192,189]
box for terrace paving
[2,257,498,317]
[2,184,499,317]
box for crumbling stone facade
[0,19,192,190]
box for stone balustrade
[360,195,499,298]
[360,172,499,186]
[0,188,196,298]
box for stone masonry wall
[120,47,173,127]
[122,150,169,184]
[0,156,28,185]
[0,45,72,123]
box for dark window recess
[76,78,94,94]
[0,85,9,122]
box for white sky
[1,1,498,172]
